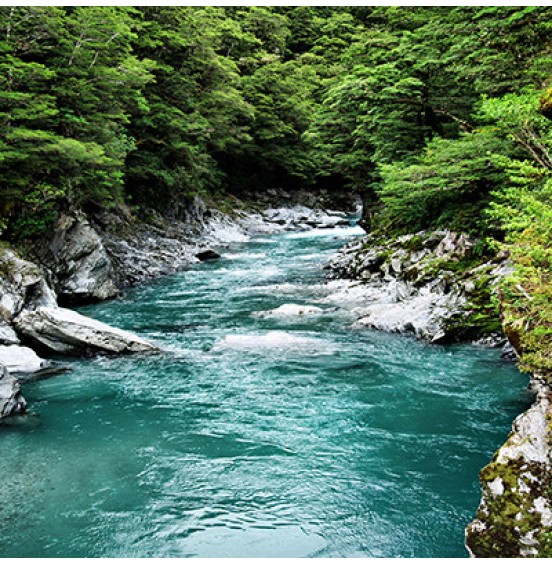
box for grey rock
[325,230,508,343]
[43,213,118,304]
[0,322,20,345]
[15,306,159,356]
[466,375,552,557]
[0,364,26,419]
[501,342,518,361]
[0,249,57,320]
[0,345,47,374]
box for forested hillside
[0,6,551,370]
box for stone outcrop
[261,206,353,231]
[0,321,20,346]
[15,306,158,356]
[0,364,26,419]
[0,249,57,320]
[324,230,509,344]
[36,213,118,305]
[93,200,358,289]
[466,371,552,557]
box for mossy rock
[468,458,551,557]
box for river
[0,225,530,557]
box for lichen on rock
[465,373,552,557]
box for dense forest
[0,6,551,371]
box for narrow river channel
[0,225,530,557]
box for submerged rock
[214,331,327,351]
[15,306,158,356]
[0,364,26,419]
[253,304,325,318]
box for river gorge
[0,223,530,558]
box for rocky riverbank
[325,228,552,557]
[324,230,512,347]
[0,193,359,420]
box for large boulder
[40,213,118,305]
[466,374,552,557]
[0,364,26,419]
[0,249,57,320]
[15,307,158,356]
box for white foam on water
[252,304,325,319]
[284,225,365,240]
[213,331,331,353]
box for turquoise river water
[0,226,531,557]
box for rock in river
[195,249,221,261]
[253,304,325,318]
[15,307,158,356]
[214,331,328,352]
[40,213,119,305]
[0,364,26,419]
[0,345,47,374]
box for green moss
[401,233,427,252]
[468,458,551,557]
[500,266,552,372]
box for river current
[0,225,530,557]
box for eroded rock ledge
[0,245,159,420]
[15,307,158,356]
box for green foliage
[0,6,551,380]
[375,130,514,235]
[489,164,552,372]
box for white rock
[0,322,20,345]
[488,477,505,497]
[15,307,158,355]
[0,345,46,373]
[533,497,552,527]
